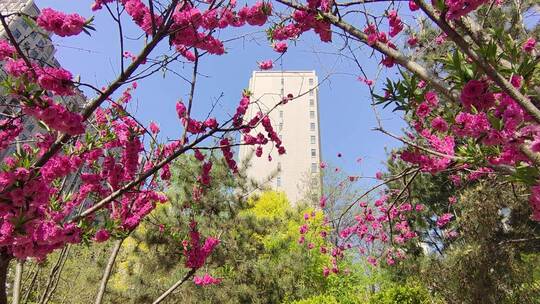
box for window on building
[20,20,28,29]
[277,162,282,171]
[12,29,21,40]
[310,135,316,144]
[309,90,314,96]
[309,78,314,85]
[280,88,284,96]
[277,176,282,187]
[311,149,316,157]
[310,111,315,119]
[310,123,316,131]
[281,78,284,85]
[279,123,283,131]
[309,99,315,106]
[311,163,317,173]
[279,111,283,118]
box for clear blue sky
[36,0,406,188]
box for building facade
[239,71,322,204]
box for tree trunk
[11,260,23,304]
[152,269,195,304]
[0,253,12,304]
[94,238,124,304]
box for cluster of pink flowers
[169,2,272,60]
[258,60,273,70]
[198,161,213,186]
[363,24,398,67]
[436,213,454,228]
[37,8,86,37]
[273,41,288,53]
[387,10,403,37]
[358,76,373,86]
[523,38,537,53]
[269,9,331,44]
[23,98,85,135]
[409,0,420,11]
[37,67,74,96]
[91,0,114,11]
[445,0,490,20]
[93,229,110,243]
[0,159,83,259]
[0,118,22,151]
[453,112,490,138]
[4,58,34,78]
[40,154,81,182]
[233,95,250,128]
[0,40,15,60]
[460,79,495,111]
[407,36,418,47]
[220,138,238,173]
[261,115,286,155]
[241,1,273,26]
[194,273,222,286]
[123,0,163,34]
[184,221,220,269]
[175,100,218,134]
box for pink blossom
[431,117,448,132]
[408,0,419,11]
[436,213,453,228]
[37,8,86,37]
[407,36,418,47]
[522,37,536,53]
[193,273,222,286]
[425,91,439,107]
[299,224,309,234]
[273,41,288,53]
[435,33,447,44]
[460,79,494,110]
[176,101,187,118]
[0,40,15,60]
[184,224,220,269]
[149,121,160,134]
[358,76,373,86]
[258,60,273,70]
[319,195,327,208]
[93,229,110,243]
[416,102,431,119]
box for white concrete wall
[239,71,322,204]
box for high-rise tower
[239,71,322,204]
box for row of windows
[276,162,319,187]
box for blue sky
[36,0,406,188]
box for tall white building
[239,71,322,204]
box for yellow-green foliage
[290,294,339,304]
[245,191,291,219]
